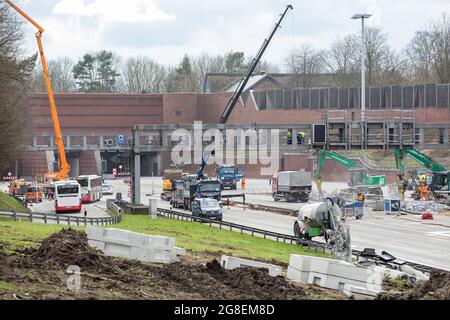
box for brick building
[8,74,450,182]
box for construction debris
[377,270,450,300]
[401,199,450,214]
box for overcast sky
[13,0,450,69]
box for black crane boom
[218,4,293,125]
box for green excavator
[315,150,387,196]
[394,148,450,203]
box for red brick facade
[11,91,450,179]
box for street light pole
[352,13,371,149]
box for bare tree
[32,57,76,93]
[324,35,360,87]
[191,53,225,92]
[122,56,166,93]
[286,45,325,88]
[405,31,435,83]
[363,27,406,86]
[0,3,36,173]
[430,13,450,83]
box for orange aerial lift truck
[5,0,70,181]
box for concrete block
[343,284,380,300]
[175,247,186,256]
[87,227,175,250]
[400,265,430,281]
[86,226,105,240]
[88,240,105,251]
[288,254,383,292]
[220,255,282,277]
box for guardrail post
[76,217,80,226]
[57,216,60,225]
[13,211,17,222]
[29,212,32,223]
[44,214,47,224]
[67,217,70,226]
[84,217,87,226]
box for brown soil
[0,229,340,300]
[377,270,450,300]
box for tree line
[0,3,36,172]
[30,13,450,94]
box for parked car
[101,183,113,195]
[191,198,223,222]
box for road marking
[426,231,450,238]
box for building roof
[203,72,336,93]
[223,73,283,93]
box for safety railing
[0,210,122,226]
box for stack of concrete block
[86,226,185,264]
[287,254,384,299]
[220,255,282,277]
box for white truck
[271,171,312,203]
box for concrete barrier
[287,254,383,296]
[343,284,380,300]
[86,226,184,264]
[220,255,282,277]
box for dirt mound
[377,270,450,300]
[155,259,307,300]
[31,228,117,272]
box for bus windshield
[77,179,88,187]
[57,186,79,195]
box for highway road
[108,177,450,271]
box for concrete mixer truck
[293,198,351,262]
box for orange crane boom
[5,0,70,180]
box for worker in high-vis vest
[241,178,246,191]
[297,131,305,145]
[420,185,429,201]
[287,129,293,145]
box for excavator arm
[315,150,358,195]
[5,0,70,181]
[394,148,447,174]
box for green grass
[0,214,329,264]
[116,215,330,264]
[0,192,28,213]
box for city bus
[77,175,102,203]
[54,180,82,213]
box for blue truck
[216,164,243,190]
[171,174,222,210]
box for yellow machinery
[25,185,43,203]
[161,169,183,201]
[6,1,70,181]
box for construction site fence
[254,83,450,110]
[0,210,122,226]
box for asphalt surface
[107,177,450,271]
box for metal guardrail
[0,210,122,226]
[157,207,440,274]
[157,207,331,253]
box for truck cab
[216,164,242,190]
[191,198,223,221]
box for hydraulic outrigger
[5,0,70,181]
